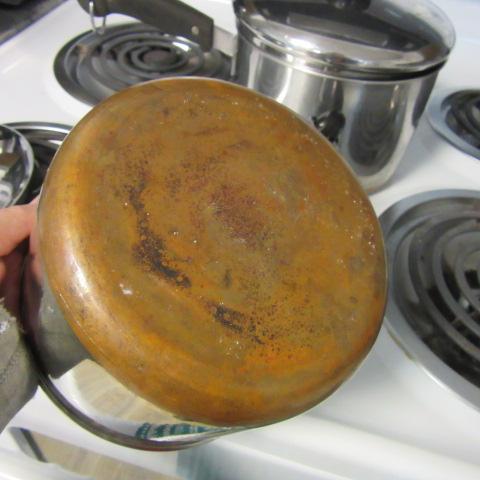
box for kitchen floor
[29,431,178,480]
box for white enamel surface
[1,0,480,478]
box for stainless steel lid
[234,0,455,79]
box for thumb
[0,201,37,257]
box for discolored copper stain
[38,78,387,427]
[125,161,191,289]
[222,269,232,288]
[211,183,268,249]
[210,303,244,333]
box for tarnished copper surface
[38,78,386,427]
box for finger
[0,202,37,256]
[0,258,5,285]
[0,248,24,319]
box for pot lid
[234,0,455,78]
[38,78,386,427]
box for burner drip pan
[428,89,480,159]
[54,23,231,106]
[380,190,480,411]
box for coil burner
[428,89,480,160]
[54,23,231,105]
[380,189,480,411]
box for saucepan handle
[77,0,214,50]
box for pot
[22,78,386,450]
[81,0,455,192]
[0,125,35,208]
[232,0,455,192]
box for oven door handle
[77,0,214,51]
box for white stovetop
[1,1,480,479]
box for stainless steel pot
[82,0,455,191]
[0,125,35,208]
[232,0,455,192]
[233,47,439,191]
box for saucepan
[19,77,387,450]
[0,125,35,208]
[79,0,455,192]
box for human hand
[0,199,38,432]
[0,199,37,318]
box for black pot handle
[77,0,214,50]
